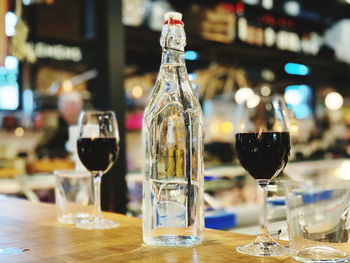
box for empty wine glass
[234,94,291,256]
[76,111,119,229]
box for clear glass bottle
[142,12,204,247]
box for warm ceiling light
[15,127,24,137]
[235,87,254,104]
[325,92,343,111]
[132,85,143,99]
[260,85,271,96]
[62,80,73,92]
[247,94,261,108]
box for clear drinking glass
[285,173,350,262]
[234,94,291,256]
[55,170,94,224]
[76,111,119,229]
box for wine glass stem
[259,181,269,237]
[93,172,103,220]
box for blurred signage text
[31,42,83,62]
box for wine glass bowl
[234,94,291,256]
[76,111,120,229]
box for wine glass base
[236,240,290,257]
[76,217,119,230]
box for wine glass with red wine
[76,111,119,229]
[235,94,290,256]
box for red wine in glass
[234,94,291,257]
[76,111,120,230]
[235,132,290,181]
[77,138,119,175]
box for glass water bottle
[142,12,204,247]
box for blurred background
[0,0,350,231]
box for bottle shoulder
[144,62,203,126]
[145,81,202,111]
[144,92,203,125]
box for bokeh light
[325,92,343,111]
[235,87,254,104]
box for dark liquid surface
[235,132,290,181]
[77,138,118,174]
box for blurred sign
[0,0,9,66]
[23,0,55,5]
[31,42,83,62]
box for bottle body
[142,47,204,246]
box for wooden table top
[0,197,295,263]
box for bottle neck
[160,22,186,65]
[161,49,185,65]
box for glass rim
[79,110,116,116]
[282,177,350,188]
[54,170,91,176]
[234,130,290,134]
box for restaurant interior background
[1,0,350,231]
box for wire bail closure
[164,17,184,53]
